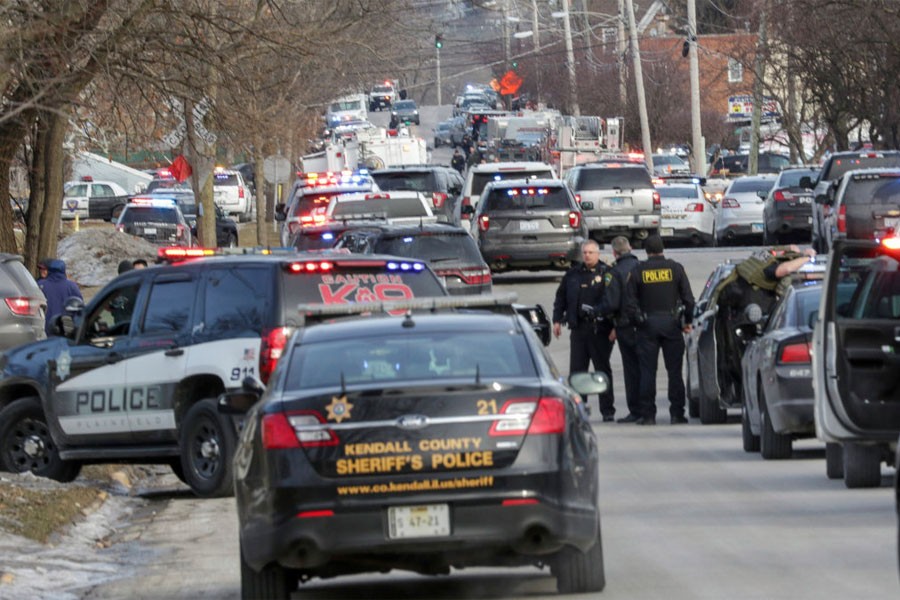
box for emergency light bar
[296,292,520,320]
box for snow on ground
[57,230,159,288]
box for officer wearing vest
[552,239,616,420]
[604,236,643,423]
[626,235,695,425]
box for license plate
[143,227,157,235]
[388,504,450,539]
[608,197,625,206]
[751,223,764,233]
[660,228,674,237]
[519,220,540,232]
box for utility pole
[688,0,705,175]
[503,0,511,72]
[561,0,581,116]
[617,0,627,109]
[532,0,542,105]
[625,0,652,172]
[436,46,442,106]
[749,2,769,176]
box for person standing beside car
[552,240,616,420]
[605,236,644,423]
[626,235,694,425]
[451,148,466,174]
[38,259,83,336]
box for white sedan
[715,174,776,245]
[655,178,717,246]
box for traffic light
[435,34,444,49]
[511,61,518,69]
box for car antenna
[340,371,346,395]
[475,363,481,385]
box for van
[325,94,368,129]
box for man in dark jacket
[626,235,695,425]
[451,148,466,174]
[605,236,643,422]
[552,240,616,420]
[38,259,83,336]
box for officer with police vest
[625,235,694,425]
[552,239,616,420]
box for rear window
[146,180,189,193]
[280,265,445,307]
[482,186,572,211]
[574,166,652,190]
[394,101,416,110]
[778,169,818,188]
[657,186,698,199]
[213,173,239,186]
[848,256,900,319]
[823,155,900,181]
[372,172,437,193]
[0,259,41,297]
[844,175,900,205]
[292,191,343,217]
[728,179,774,194]
[331,197,428,219]
[120,207,180,225]
[373,232,484,263]
[285,330,537,390]
[471,169,553,196]
[293,231,340,251]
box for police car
[115,196,193,247]
[654,175,717,247]
[222,295,608,598]
[0,248,449,497]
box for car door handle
[165,348,184,357]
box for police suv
[0,248,448,497]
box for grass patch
[0,485,104,543]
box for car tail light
[431,192,447,209]
[296,509,334,518]
[262,413,300,449]
[574,193,581,204]
[478,214,490,232]
[721,197,740,208]
[774,190,792,202]
[4,297,42,316]
[435,266,492,285]
[489,397,565,436]
[652,191,661,210]
[778,340,812,364]
[461,197,472,220]
[685,203,704,213]
[259,327,291,383]
[568,211,581,228]
[837,205,847,233]
[238,187,245,199]
[502,498,539,507]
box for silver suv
[564,161,661,245]
[0,254,46,352]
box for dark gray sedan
[389,99,420,126]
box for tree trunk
[0,121,25,255]
[26,111,68,270]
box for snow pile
[57,230,159,288]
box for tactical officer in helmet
[552,240,616,420]
[625,235,694,425]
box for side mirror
[808,309,819,329]
[756,190,767,199]
[569,371,610,396]
[815,194,829,205]
[218,376,265,414]
[580,200,594,211]
[799,176,812,189]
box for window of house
[728,58,743,83]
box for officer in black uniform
[552,240,616,420]
[625,235,695,425]
[604,236,643,423]
[451,148,466,174]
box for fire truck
[300,126,427,173]
[548,116,625,177]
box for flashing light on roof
[321,232,334,241]
[214,166,225,173]
[156,168,173,178]
[386,261,425,272]
[288,261,334,273]
[402,236,414,243]
[158,247,215,261]
[129,197,176,207]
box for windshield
[471,169,553,196]
[574,167,652,190]
[779,169,818,188]
[728,179,775,194]
[657,186,699,199]
[374,233,484,263]
[482,187,571,210]
[371,172,436,192]
[373,86,392,93]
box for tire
[825,442,843,480]
[685,364,700,418]
[843,443,882,489]
[741,404,760,453]
[553,521,605,594]
[759,398,791,459]
[169,459,188,484]
[179,398,237,498]
[240,547,296,600]
[0,397,81,482]
[699,396,726,425]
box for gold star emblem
[325,395,353,423]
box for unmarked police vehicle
[222,295,608,599]
[0,248,449,497]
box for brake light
[778,340,811,364]
[652,191,661,210]
[478,214,490,232]
[296,509,334,518]
[4,297,41,316]
[774,190,791,202]
[364,193,390,200]
[259,327,291,383]
[837,205,846,233]
[685,203,704,213]
[238,187,245,199]
[488,397,565,436]
[431,192,447,209]
[435,267,492,285]
[721,197,740,208]
[568,211,581,228]
[883,237,900,251]
[262,413,300,449]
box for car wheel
[759,396,791,459]
[843,442,882,489]
[0,397,81,483]
[825,442,844,479]
[741,404,760,453]
[552,521,605,594]
[169,459,188,484]
[240,547,297,600]
[699,396,726,425]
[179,398,237,498]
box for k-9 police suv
[0,247,449,497]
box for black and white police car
[221,295,608,598]
[0,247,450,497]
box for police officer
[451,148,466,174]
[552,240,616,420]
[626,235,694,425]
[604,236,643,423]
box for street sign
[263,156,292,184]
[163,96,216,147]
